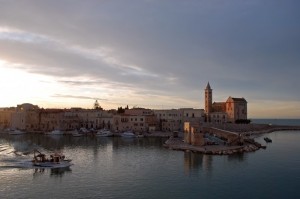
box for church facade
[205,82,247,123]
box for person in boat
[33,149,47,163]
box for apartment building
[0,107,15,129]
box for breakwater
[164,124,300,155]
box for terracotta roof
[212,102,226,105]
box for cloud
[52,94,107,101]
[0,0,299,117]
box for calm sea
[252,119,300,126]
[1,120,300,199]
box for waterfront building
[39,109,65,131]
[204,82,247,123]
[67,108,113,130]
[0,107,16,129]
[181,108,205,126]
[154,109,182,132]
[226,97,247,123]
[113,108,157,132]
[11,103,40,131]
[183,122,205,146]
[9,103,113,132]
[210,112,227,124]
[124,108,153,116]
[113,114,145,132]
[154,108,204,132]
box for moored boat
[264,137,272,143]
[121,131,136,138]
[79,127,91,134]
[9,129,26,135]
[45,130,63,135]
[72,130,83,137]
[136,133,144,138]
[96,129,113,137]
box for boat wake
[0,145,73,169]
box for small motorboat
[96,129,113,137]
[30,149,72,168]
[121,131,136,138]
[264,137,272,143]
[45,130,64,135]
[9,129,26,135]
[136,133,144,138]
[79,128,90,134]
[72,130,84,137]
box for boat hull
[33,160,72,168]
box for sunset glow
[0,1,299,118]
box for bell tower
[205,82,212,120]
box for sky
[0,0,299,118]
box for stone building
[204,82,247,123]
[39,109,65,132]
[11,103,40,131]
[67,108,113,130]
[154,109,182,132]
[183,122,205,146]
[0,107,16,129]
[113,108,157,133]
[226,97,247,123]
[9,104,113,132]
[124,108,153,116]
[154,108,205,132]
[210,112,227,124]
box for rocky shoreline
[163,137,264,155]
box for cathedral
[204,82,247,123]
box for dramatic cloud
[0,0,299,117]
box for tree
[117,107,125,114]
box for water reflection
[183,151,248,175]
[33,167,72,178]
[227,152,246,162]
[50,167,72,177]
[184,152,213,175]
[0,133,167,151]
[184,152,203,174]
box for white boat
[136,134,144,138]
[121,131,136,138]
[96,129,113,137]
[9,130,26,135]
[29,149,72,168]
[72,130,83,137]
[45,130,63,135]
[79,127,90,134]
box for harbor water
[1,127,300,198]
